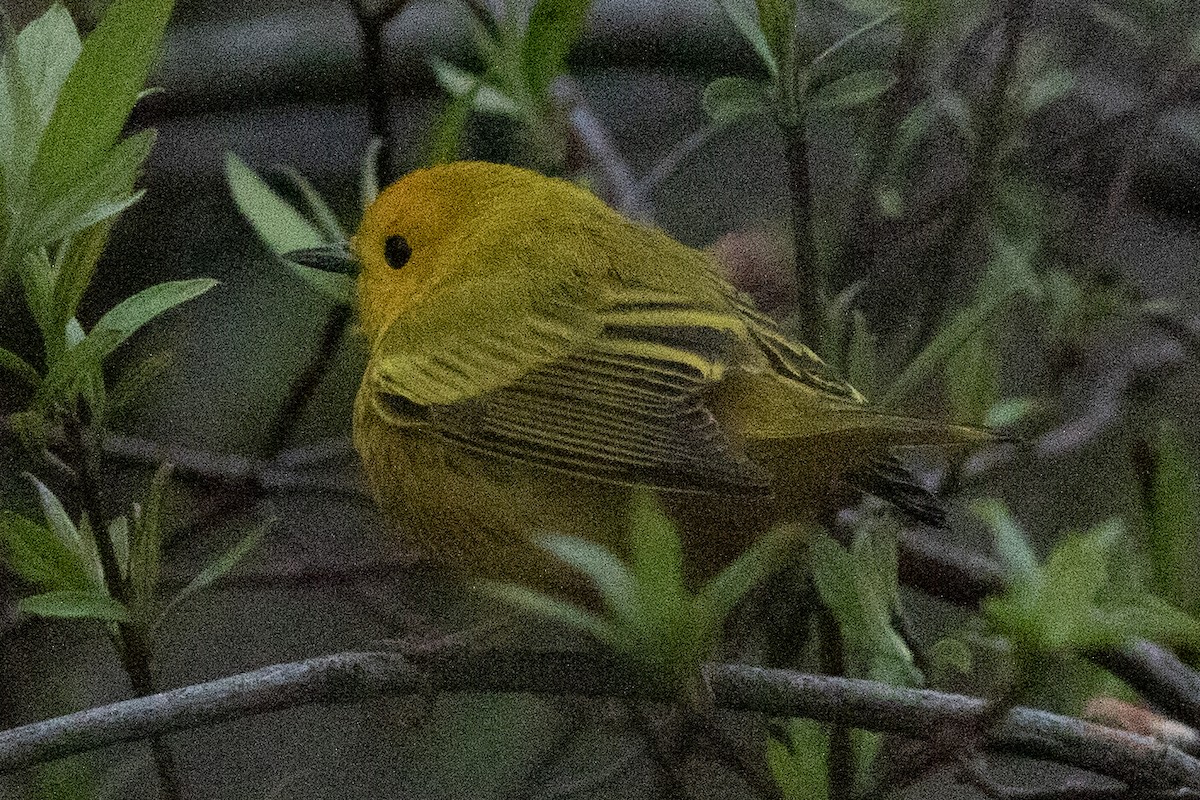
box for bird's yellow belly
[355,402,639,594]
[354,407,810,598]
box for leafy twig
[58,415,182,800]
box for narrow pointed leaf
[521,0,592,98]
[280,167,346,242]
[19,589,129,622]
[154,521,266,632]
[972,499,1037,582]
[538,533,638,624]
[0,345,40,389]
[91,278,218,353]
[0,510,94,591]
[715,0,779,79]
[226,152,324,254]
[28,0,173,199]
[485,582,614,643]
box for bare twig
[956,753,1138,799]
[5,651,1200,790]
[628,125,722,216]
[551,77,647,219]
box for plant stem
[781,125,821,346]
[914,0,1028,347]
[817,608,854,799]
[350,1,412,187]
[60,415,183,800]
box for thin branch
[550,77,648,220]
[956,753,1137,800]
[1,417,362,496]
[628,125,722,215]
[4,651,1200,790]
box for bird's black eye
[383,235,412,270]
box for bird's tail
[844,456,946,527]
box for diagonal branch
[3,650,1200,791]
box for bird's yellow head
[351,161,597,343]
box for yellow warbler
[295,161,987,595]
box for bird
[290,160,990,599]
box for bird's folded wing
[369,280,770,496]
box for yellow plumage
[345,161,986,595]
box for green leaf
[929,636,972,676]
[768,719,828,800]
[280,167,346,243]
[16,129,152,254]
[944,330,998,426]
[810,533,871,653]
[846,310,878,399]
[108,515,129,582]
[699,522,799,623]
[972,499,1036,582]
[811,70,895,112]
[33,327,121,416]
[19,247,58,346]
[430,58,521,117]
[628,490,684,603]
[1023,66,1074,113]
[91,278,218,355]
[128,463,171,622]
[226,152,324,254]
[19,589,129,622]
[27,0,173,201]
[521,0,592,99]
[0,7,70,207]
[818,280,864,369]
[985,397,1035,428]
[426,83,480,166]
[361,136,383,209]
[51,216,121,339]
[0,345,41,389]
[753,0,797,70]
[538,532,638,624]
[105,350,171,424]
[485,582,614,642]
[1143,419,1200,611]
[12,4,81,130]
[154,521,267,633]
[716,0,779,79]
[879,289,1016,410]
[1036,523,1118,648]
[1115,595,1200,647]
[701,76,770,124]
[0,510,95,591]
